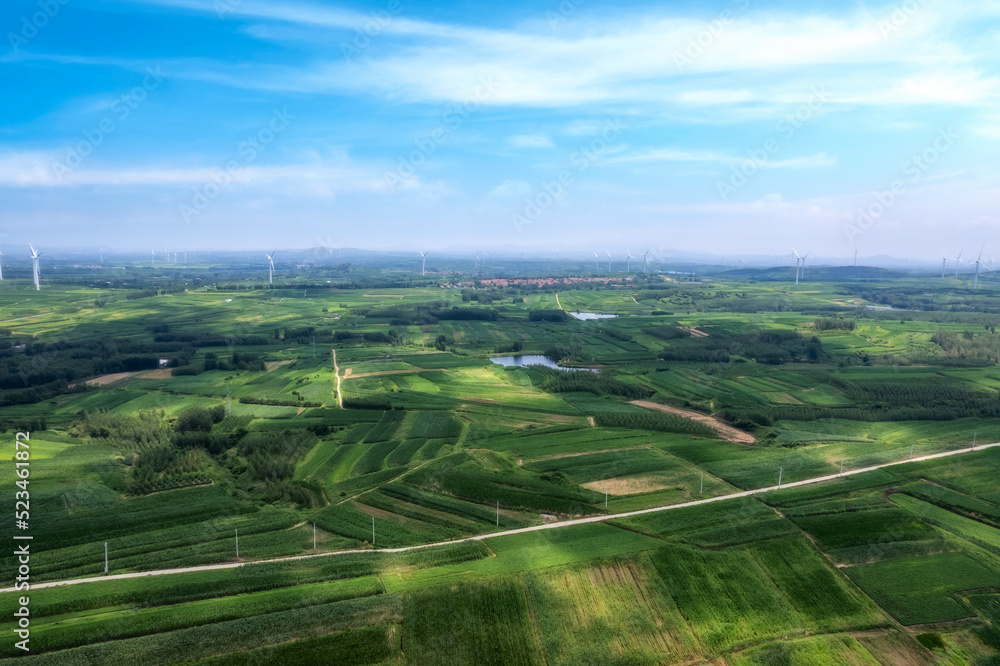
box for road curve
[9,441,998,593]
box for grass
[5,577,384,658]
[13,279,1000,662]
[403,577,544,666]
[647,536,884,653]
[846,551,1000,625]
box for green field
[5,271,1000,662]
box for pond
[569,312,618,320]
[490,355,597,372]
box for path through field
[331,348,343,408]
[629,400,755,443]
[13,441,999,593]
[555,293,562,309]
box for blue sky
[1,0,998,259]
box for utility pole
[840,460,844,476]
[372,516,375,546]
[973,431,977,450]
[226,382,232,417]
[104,542,108,574]
[778,466,783,489]
[313,523,317,550]
[909,443,914,461]
[605,486,608,509]
[496,501,499,526]
[235,528,239,558]
[700,472,704,495]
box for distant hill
[712,265,906,280]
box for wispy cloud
[507,134,554,148]
[0,151,392,194]
[607,149,836,169]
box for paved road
[9,441,998,592]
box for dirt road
[630,400,755,443]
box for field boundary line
[10,442,998,592]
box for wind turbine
[955,249,963,277]
[100,247,104,265]
[791,246,802,285]
[973,246,989,289]
[800,250,811,282]
[626,249,635,273]
[265,250,276,284]
[0,246,4,280]
[29,244,42,291]
[940,256,948,279]
[419,251,428,275]
[643,247,652,273]
[183,250,187,265]
[151,249,155,268]
[592,251,600,272]
[853,246,858,266]
[606,250,612,272]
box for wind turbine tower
[791,246,802,285]
[0,247,4,280]
[29,244,42,291]
[626,249,635,273]
[151,249,155,268]
[606,250,612,272]
[940,256,948,279]
[955,250,963,277]
[593,251,600,272]
[266,250,276,284]
[643,248,651,273]
[419,251,428,275]
[973,247,988,289]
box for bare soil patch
[139,369,173,379]
[582,474,678,495]
[344,368,446,380]
[629,400,755,443]
[84,371,140,386]
[681,326,709,337]
[534,445,651,462]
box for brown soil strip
[681,326,710,337]
[582,474,678,496]
[84,371,140,386]
[344,368,446,380]
[533,445,651,462]
[139,369,173,379]
[629,400,755,443]
[265,360,294,371]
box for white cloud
[507,134,554,148]
[488,179,533,198]
[607,149,836,169]
[0,151,393,194]
[115,0,999,111]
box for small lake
[569,312,618,320]
[490,355,597,372]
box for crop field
[6,273,1000,662]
